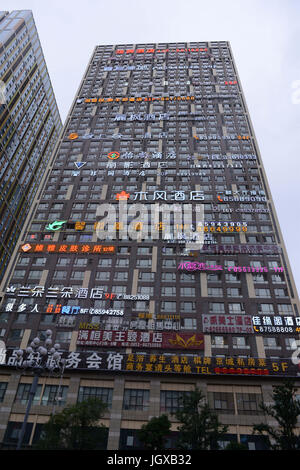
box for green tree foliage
[174,387,228,450]
[35,398,108,450]
[137,414,172,450]
[253,380,300,450]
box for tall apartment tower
[0,42,299,450]
[0,10,62,287]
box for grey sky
[3,0,300,294]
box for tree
[137,414,171,450]
[253,380,300,450]
[35,398,108,450]
[174,387,228,450]
[224,441,248,450]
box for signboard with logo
[77,330,204,350]
[202,315,253,334]
[252,316,300,334]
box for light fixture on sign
[74,162,87,169]
[116,191,130,200]
[108,151,120,160]
[21,244,32,252]
[68,133,78,140]
[46,220,67,231]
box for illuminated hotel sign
[178,262,283,273]
[252,316,300,334]
[199,244,281,255]
[114,47,208,54]
[4,349,297,377]
[5,286,149,301]
[20,243,115,254]
[77,330,204,350]
[202,315,253,334]
[84,96,195,104]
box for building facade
[0,10,62,286]
[0,41,299,450]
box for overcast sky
[3,0,300,294]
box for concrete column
[200,272,207,297]
[131,269,138,295]
[66,376,80,405]
[107,377,125,450]
[20,329,31,349]
[152,246,158,273]
[149,379,161,418]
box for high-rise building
[0,42,299,450]
[0,10,62,287]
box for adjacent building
[0,10,62,287]
[0,42,299,450]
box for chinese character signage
[3,349,299,378]
[77,331,204,350]
[20,243,115,254]
[202,315,253,334]
[252,316,300,334]
[5,286,149,301]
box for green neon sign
[46,220,67,231]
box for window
[114,272,129,281]
[232,337,248,348]
[15,383,42,405]
[228,303,245,314]
[208,392,235,414]
[162,272,176,282]
[116,258,129,267]
[123,389,149,411]
[160,390,190,413]
[96,271,110,280]
[274,288,288,298]
[55,331,72,343]
[258,303,274,314]
[285,338,297,349]
[263,337,279,349]
[78,386,113,408]
[180,287,196,297]
[8,329,24,341]
[227,288,242,298]
[236,393,262,415]
[161,301,176,312]
[162,286,176,296]
[70,271,85,280]
[211,336,227,347]
[208,288,223,297]
[0,382,8,402]
[209,302,225,313]
[277,304,293,314]
[180,301,195,312]
[181,318,197,330]
[57,258,70,266]
[207,273,222,282]
[41,385,68,406]
[98,258,112,267]
[53,271,67,280]
[255,289,271,298]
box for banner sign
[77,331,204,350]
[2,349,299,378]
[202,315,253,334]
